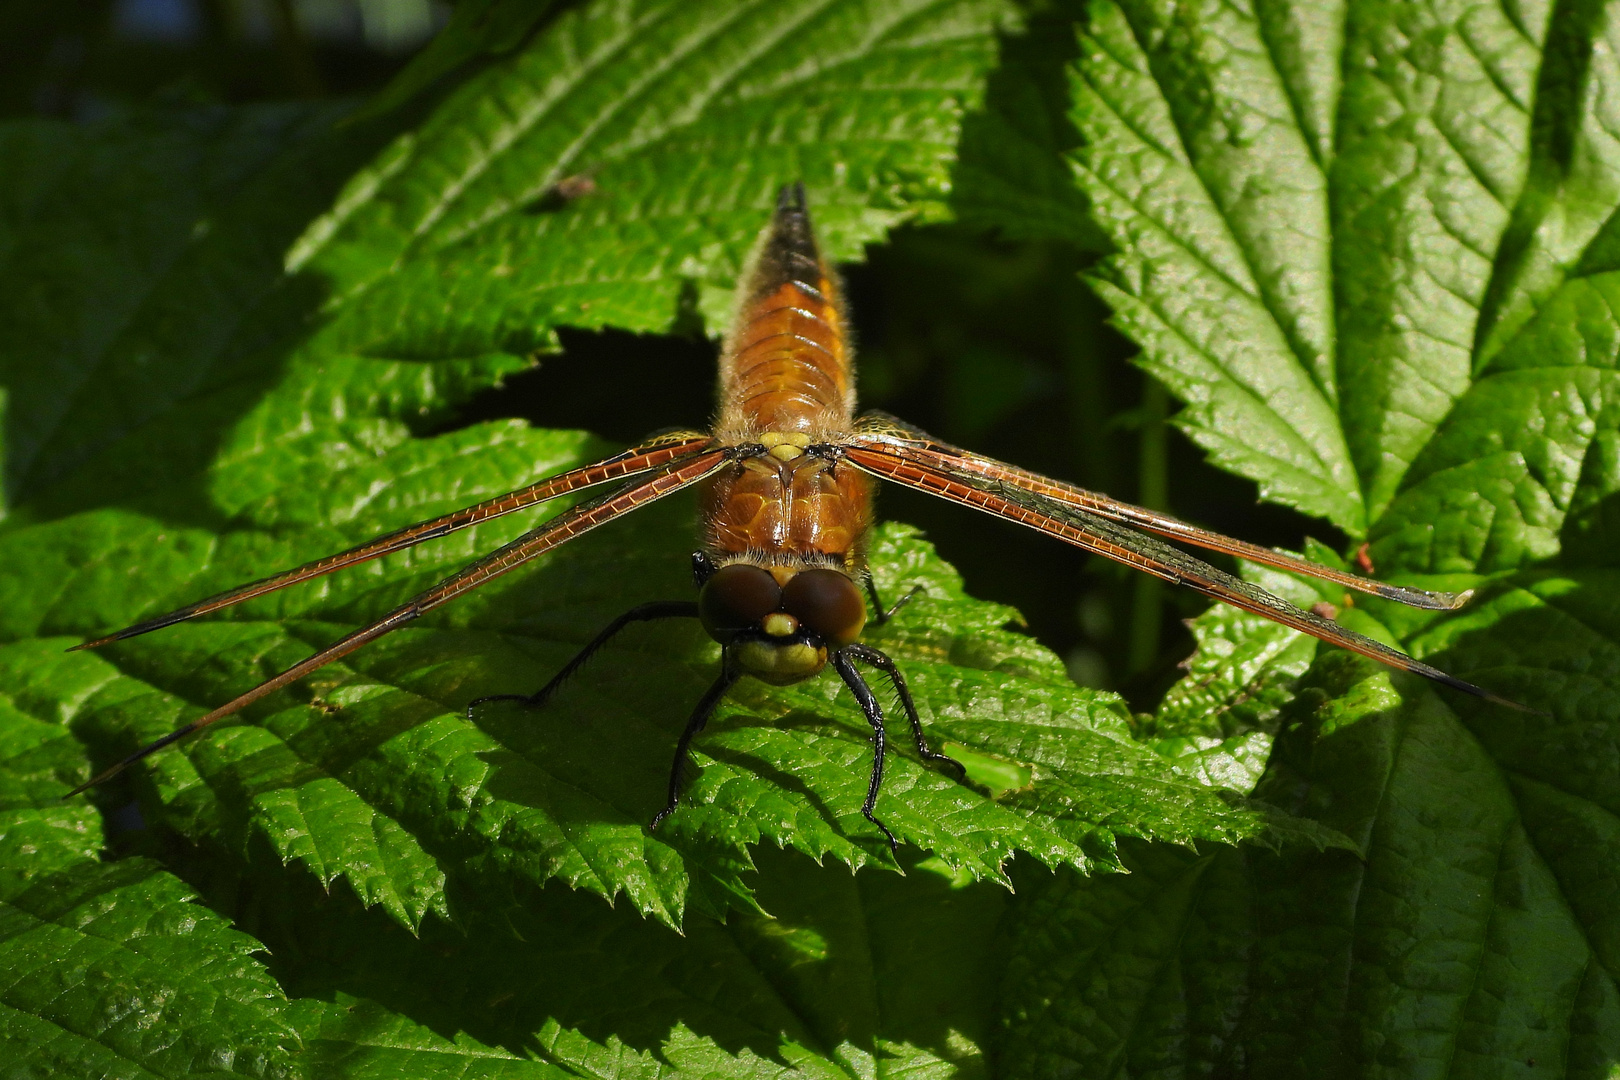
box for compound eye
[698,564,782,642]
[782,568,866,648]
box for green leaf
[0,104,385,522]
[1154,556,1325,737]
[0,856,300,1078]
[950,6,1103,247]
[293,0,1025,349]
[997,843,1256,1080]
[1052,0,1620,1073]
[1000,657,1620,1078]
[0,705,808,1080]
[0,0,1287,951]
[0,675,104,898]
[721,845,1008,1077]
[290,997,583,1080]
[1329,0,1550,519]
[345,0,568,125]
[0,656,300,1077]
[220,833,1006,1080]
[1069,0,1361,532]
[1371,272,1620,577]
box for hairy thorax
[702,447,872,575]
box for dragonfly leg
[844,642,966,780]
[465,600,699,718]
[864,576,922,625]
[650,661,740,832]
[832,651,900,856]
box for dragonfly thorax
[701,447,873,575]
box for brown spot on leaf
[553,174,597,200]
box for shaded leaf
[1000,656,1620,1078]
[346,0,568,125]
[1044,0,1620,1074]
[210,831,1005,1080]
[950,5,1102,247]
[0,857,300,1078]
[1068,0,1359,532]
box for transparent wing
[850,413,1469,611]
[840,432,1525,710]
[72,431,714,650]
[68,447,731,795]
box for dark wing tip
[64,766,116,798]
[67,610,202,652]
[1479,692,1549,717]
[1375,584,1475,610]
[67,632,124,652]
[62,721,204,798]
[1425,667,1543,714]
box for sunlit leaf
[1016,0,1620,1070]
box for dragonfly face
[68,182,1529,854]
[697,559,866,685]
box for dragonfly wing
[68,447,730,795]
[72,432,715,650]
[841,441,1525,710]
[849,413,1469,612]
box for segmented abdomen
[723,276,851,434]
[715,191,855,440]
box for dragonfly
[69,184,1521,850]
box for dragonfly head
[698,562,866,684]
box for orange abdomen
[715,190,856,441]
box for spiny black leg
[466,601,699,718]
[691,551,719,586]
[845,642,966,781]
[832,651,900,856]
[651,661,740,831]
[865,576,922,626]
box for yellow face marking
[734,639,828,685]
[762,612,798,637]
[767,566,797,588]
[769,444,804,461]
[758,431,787,448]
